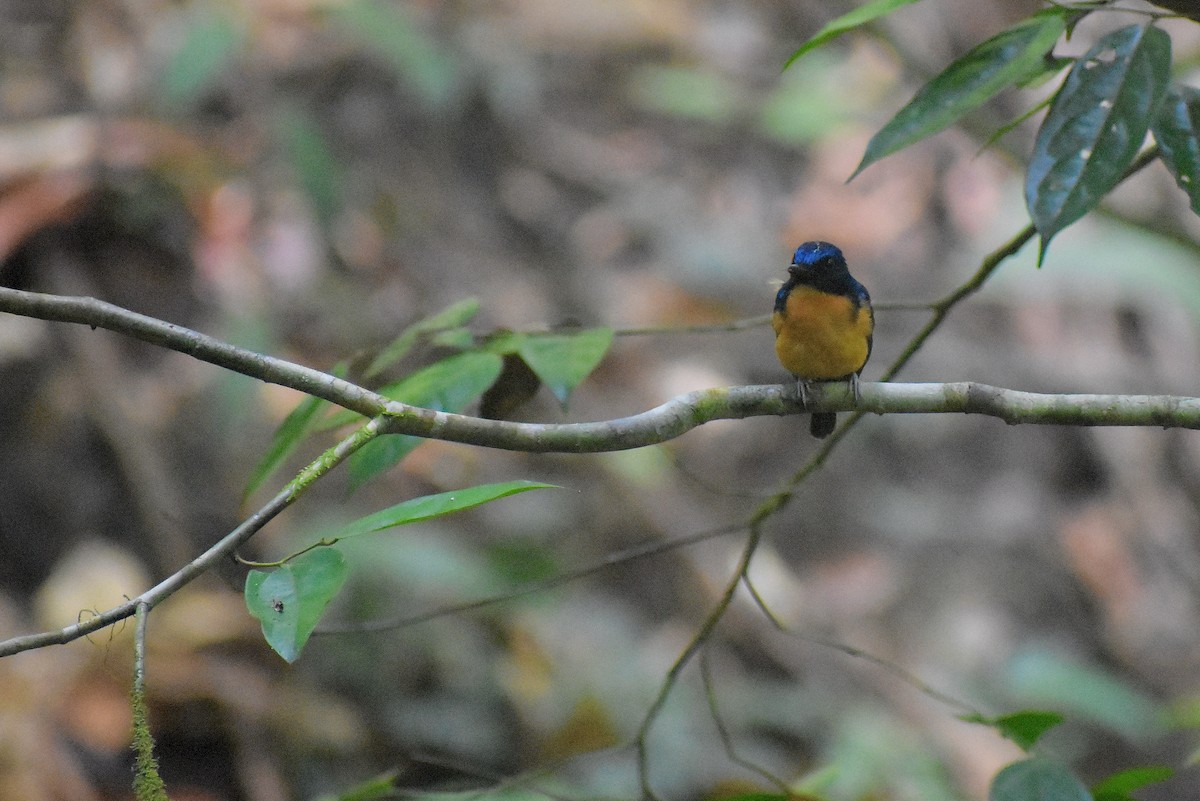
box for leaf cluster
[241,300,612,662]
[788,1,1195,262]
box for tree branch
[2,287,1199,466]
[0,416,383,658]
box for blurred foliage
[5,0,1200,800]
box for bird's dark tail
[810,412,836,438]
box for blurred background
[3,1,1200,799]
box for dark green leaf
[1016,56,1073,90]
[364,298,480,380]
[784,0,923,69]
[989,758,1090,801]
[517,328,613,406]
[346,352,503,487]
[245,548,348,662]
[1026,24,1171,261]
[853,9,1068,179]
[335,480,558,539]
[158,10,242,106]
[963,710,1064,750]
[1092,766,1173,801]
[1153,86,1200,214]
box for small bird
[772,241,874,438]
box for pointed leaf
[244,394,329,501]
[989,759,1090,801]
[245,548,348,662]
[335,480,559,539]
[784,0,923,69]
[853,9,1068,178]
[517,328,613,407]
[364,298,480,380]
[1026,24,1171,260]
[1153,85,1200,214]
[346,351,503,487]
[963,710,1064,750]
[1092,766,1173,801]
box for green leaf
[963,710,1064,750]
[364,298,480,380]
[1026,24,1171,261]
[158,10,242,106]
[335,480,558,539]
[784,0,923,69]
[1153,85,1200,214]
[989,758,1090,801]
[516,328,613,407]
[378,350,504,412]
[244,395,328,501]
[279,106,342,227]
[1092,766,1173,801]
[346,351,503,487]
[852,9,1068,179]
[245,548,348,662]
[243,361,349,501]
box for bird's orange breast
[772,285,873,379]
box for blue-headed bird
[772,241,874,438]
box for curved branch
[2,287,1199,461]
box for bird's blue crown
[792,241,845,269]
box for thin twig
[740,575,978,715]
[699,647,791,792]
[635,519,770,800]
[0,416,386,658]
[316,521,748,635]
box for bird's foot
[793,378,812,408]
[848,373,861,403]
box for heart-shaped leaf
[962,709,1064,751]
[246,547,349,662]
[517,328,613,407]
